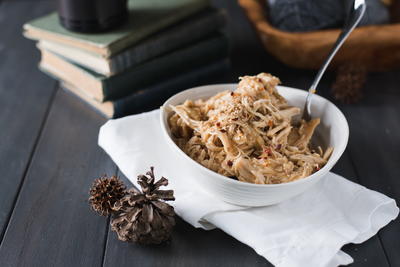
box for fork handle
[303,0,366,120]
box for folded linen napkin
[98,109,399,267]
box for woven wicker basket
[238,0,400,71]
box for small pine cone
[110,167,175,244]
[89,176,126,216]
[332,63,367,104]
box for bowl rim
[160,83,349,188]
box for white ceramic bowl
[160,84,349,206]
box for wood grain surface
[0,0,398,266]
[0,0,56,239]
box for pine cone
[332,63,367,104]
[111,167,175,244]
[89,176,126,216]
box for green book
[23,0,209,57]
[39,34,229,102]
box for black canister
[57,0,128,33]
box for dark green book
[24,0,209,57]
[39,33,229,102]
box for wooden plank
[338,71,400,266]
[0,1,57,238]
[104,222,272,267]
[212,0,279,80]
[0,89,116,266]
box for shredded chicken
[168,73,333,184]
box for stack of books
[23,0,229,118]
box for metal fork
[302,0,366,121]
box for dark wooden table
[0,0,399,266]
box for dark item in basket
[267,0,389,32]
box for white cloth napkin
[98,110,399,267]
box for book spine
[108,9,226,75]
[103,33,229,101]
[113,59,230,118]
